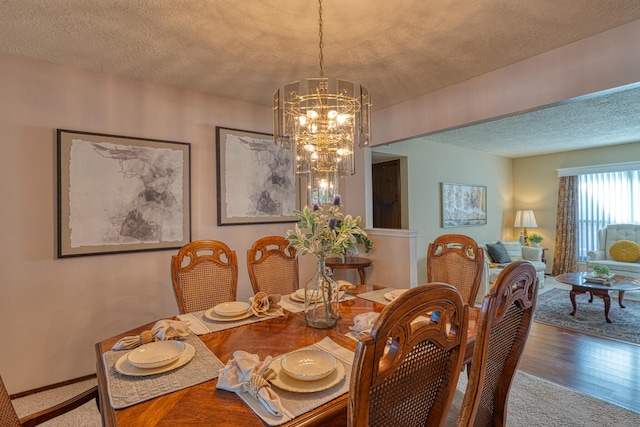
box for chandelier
[273,0,371,206]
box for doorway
[372,159,402,228]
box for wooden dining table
[95,285,480,426]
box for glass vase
[304,258,340,328]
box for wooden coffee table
[555,272,640,323]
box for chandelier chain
[318,0,324,78]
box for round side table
[325,257,372,285]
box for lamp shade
[514,210,538,228]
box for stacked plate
[290,288,346,303]
[290,288,323,303]
[384,288,409,301]
[269,349,346,393]
[115,340,196,376]
[128,340,186,368]
[205,301,252,321]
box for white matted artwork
[216,127,298,225]
[441,182,487,227]
[57,129,191,257]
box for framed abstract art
[441,182,487,227]
[216,126,298,225]
[57,129,191,257]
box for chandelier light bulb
[337,114,349,125]
[307,110,318,119]
[327,110,338,119]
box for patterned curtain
[552,176,578,275]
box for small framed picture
[216,127,298,225]
[57,129,191,257]
[441,182,487,227]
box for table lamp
[514,210,537,245]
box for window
[577,170,640,260]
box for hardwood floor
[520,321,640,413]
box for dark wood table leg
[588,289,613,323]
[619,290,626,308]
[602,293,612,323]
[357,268,365,285]
[569,287,579,316]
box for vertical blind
[577,170,640,260]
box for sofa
[476,240,546,304]
[587,224,640,278]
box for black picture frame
[216,126,298,225]
[57,129,191,257]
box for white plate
[289,292,306,303]
[294,288,325,302]
[115,343,195,376]
[281,349,337,381]
[391,289,409,297]
[291,289,346,303]
[213,301,251,317]
[205,307,253,322]
[384,289,409,301]
[289,291,323,303]
[269,357,345,393]
[127,340,186,369]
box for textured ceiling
[1,0,640,157]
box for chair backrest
[247,236,298,295]
[171,240,238,314]
[1,373,99,427]
[0,375,20,427]
[455,260,538,427]
[427,234,484,306]
[348,283,469,427]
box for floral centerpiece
[287,195,370,328]
[287,195,370,261]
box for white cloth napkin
[349,312,379,340]
[217,351,284,417]
[111,319,191,350]
[250,292,285,317]
[336,280,357,291]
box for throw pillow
[486,242,511,264]
[498,240,524,261]
[609,240,640,263]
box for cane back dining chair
[348,283,469,427]
[427,234,484,306]
[449,260,538,427]
[1,374,99,427]
[247,236,299,295]
[171,240,238,314]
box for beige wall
[0,55,328,393]
[373,141,513,284]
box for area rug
[534,288,640,344]
[449,371,640,426]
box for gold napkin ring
[139,330,153,345]
[247,374,269,398]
